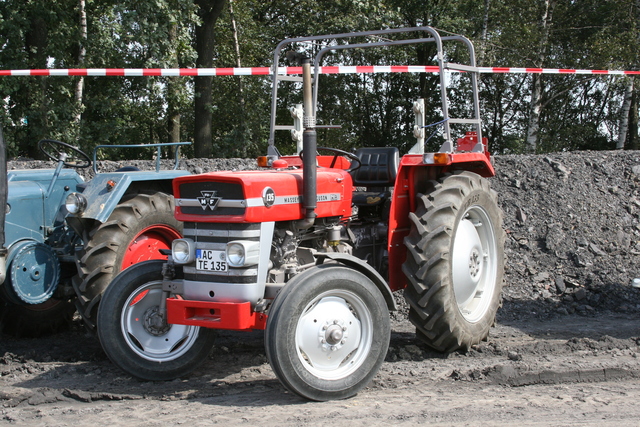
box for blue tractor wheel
[0,241,75,336]
[5,241,60,305]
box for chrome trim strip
[178,192,343,209]
[183,228,261,238]
[176,198,246,208]
[184,266,259,277]
[182,241,226,251]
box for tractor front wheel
[402,171,505,352]
[97,260,216,380]
[265,264,390,401]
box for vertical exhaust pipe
[299,58,317,229]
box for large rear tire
[402,171,505,352]
[97,260,216,380]
[73,192,182,330]
[265,264,390,401]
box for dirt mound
[491,151,640,320]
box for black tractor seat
[350,147,399,207]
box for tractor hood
[173,168,352,223]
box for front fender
[70,170,189,223]
[314,252,397,311]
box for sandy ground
[2,308,639,426]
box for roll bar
[267,26,482,156]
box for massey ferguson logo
[197,191,221,210]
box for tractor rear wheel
[265,264,390,401]
[97,260,216,380]
[73,192,182,330]
[402,171,504,352]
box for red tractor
[97,27,504,401]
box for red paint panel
[174,168,352,223]
[166,298,267,331]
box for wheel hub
[468,248,481,278]
[7,242,60,305]
[142,306,170,336]
[320,320,348,350]
[293,291,375,381]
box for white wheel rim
[451,204,498,323]
[121,280,201,362]
[295,290,373,380]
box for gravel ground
[2,150,640,426]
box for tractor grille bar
[183,222,260,284]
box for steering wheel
[38,139,92,169]
[317,146,361,173]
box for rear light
[257,156,269,167]
[423,152,451,165]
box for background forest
[0,0,638,160]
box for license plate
[195,249,227,272]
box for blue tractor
[0,130,189,335]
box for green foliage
[0,0,638,158]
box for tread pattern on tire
[402,171,505,353]
[73,192,182,329]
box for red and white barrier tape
[0,65,638,76]
[478,67,640,75]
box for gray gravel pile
[492,151,640,320]
[9,150,640,320]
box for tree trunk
[629,87,638,150]
[228,0,246,150]
[525,73,543,152]
[525,0,555,153]
[478,0,491,66]
[167,23,181,143]
[74,0,87,138]
[193,0,226,158]
[25,11,49,158]
[617,79,634,149]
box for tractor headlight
[65,193,87,215]
[172,238,195,264]
[226,241,260,267]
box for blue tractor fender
[73,170,189,223]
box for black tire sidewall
[97,260,215,381]
[266,264,390,401]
